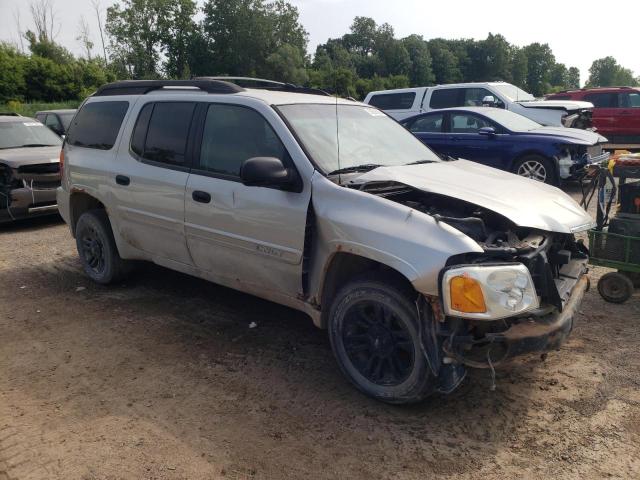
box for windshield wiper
[405,160,437,165]
[14,143,58,148]
[328,164,382,175]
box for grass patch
[1,100,81,118]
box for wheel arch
[317,251,418,329]
[69,191,106,236]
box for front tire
[75,209,130,285]
[513,155,558,186]
[327,274,435,404]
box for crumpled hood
[0,146,61,168]
[350,160,595,234]
[528,126,607,145]
[517,99,594,112]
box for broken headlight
[442,264,539,320]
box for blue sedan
[401,107,609,185]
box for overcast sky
[1,0,638,86]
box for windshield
[493,84,535,102]
[0,120,62,149]
[58,113,75,130]
[278,104,440,174]
[480,108,542,132]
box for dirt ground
[1,186,639,480]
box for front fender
[308,172,483,299]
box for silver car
[57,79,593,404]
[1,115,62,222]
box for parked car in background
[0,115,62,222]
[546,87,640,145]
[364,82,594,129]
[35,109,76,137]
[58,79,593,404]
[401,107,608,185]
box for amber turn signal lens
[449,275,487,313]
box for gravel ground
[0,186,639,480]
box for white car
[364,81,594,128]
[58,78,593,404]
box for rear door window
[368,92,416,110]
[429,88,462,109]
[66,101,129,150]
[130,102,196,167]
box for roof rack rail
[0,112,22,116]
[195,76,331,97]
[93,79,244,97]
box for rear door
[184,102,310,297]
[112,101,196,265]
[584,92,616,139]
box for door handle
[115,175,130,186]
[192,190,211,204]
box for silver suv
[58,79,593,404]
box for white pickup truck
[363,81,594,129]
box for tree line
[1,0,638,104]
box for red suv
[547,87,640,145]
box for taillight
[59,148,64,178]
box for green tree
[200,0,307,78]
[567,67,580,89]
[523,43,555,96]
[402,35,434,86]
[161,0,197,78]
[106,0,165,78]
[586,56,638,87]
[266,44,308,84]
[0,43,27,102]
[511,48,528,89]
[428,39,462,84]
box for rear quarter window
[368,92,416,110]
[66,101,129,150]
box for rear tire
[597,272,634,304]
[327,273,436,404]
[513,155,558,186]
[75,209,130,285]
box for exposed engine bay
[355,180,589,311]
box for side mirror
[478,127,496,136]
[482,95,496,106]
[240,157,295,189]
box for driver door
[184,103,310,298]
[447,112,510,169]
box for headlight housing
[442,264,539,320]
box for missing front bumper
[444,273,589,368]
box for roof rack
[195,76,331,97]
[0,112,22,116]
[93,79,244,96]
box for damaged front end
[0,162,60,222]
[556,143,610,180]
[359,181,590,392]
